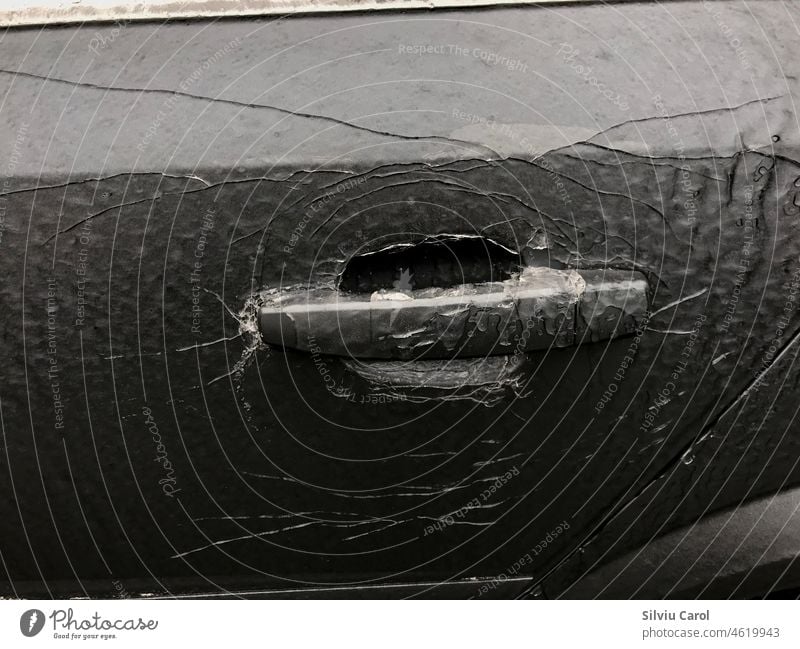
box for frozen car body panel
[0,1,799,597]
[556,484,800,599]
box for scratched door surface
[2,1,800,597]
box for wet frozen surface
[1,1,800,596]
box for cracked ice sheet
[448,96,798,161]
[2,0,798,181]
[0,71,495,182]
[3,72,793,182]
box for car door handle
[259,267,649,360]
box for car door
[1,0,800,597]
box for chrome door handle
[259,267,648,360]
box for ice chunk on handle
[259,268,649,360]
